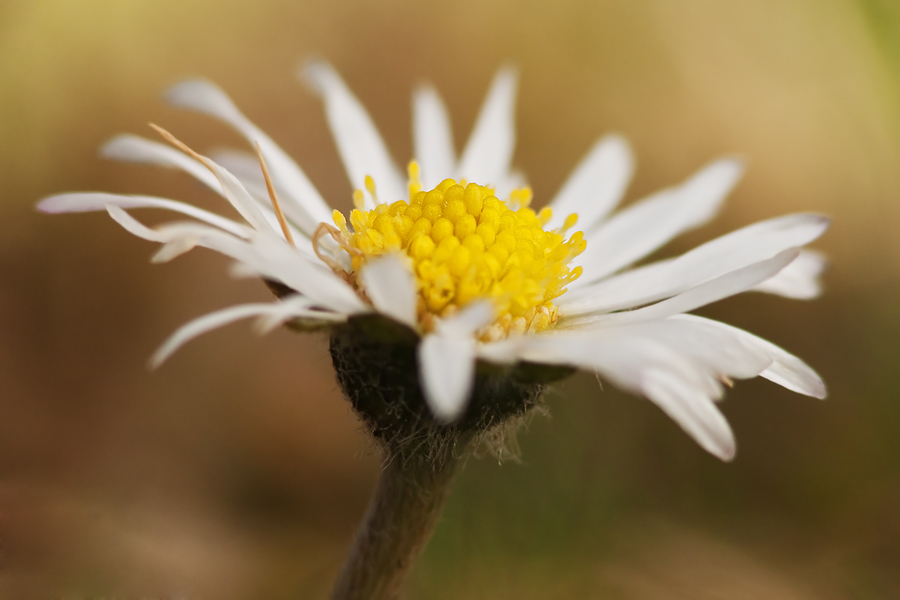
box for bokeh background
[2,0,899,597]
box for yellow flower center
[331,162,585,339]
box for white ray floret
[419,302,495,422]
[571,158,744,283]
[302,61,406,207]
[545,134,634,232]
[457,67,518,188]
[413,84,456,190]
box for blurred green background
[1,0,899,597]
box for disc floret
[331,163,586,339]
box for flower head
[39,61,828,461]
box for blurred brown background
[1,0,899,598]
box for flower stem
[330,451,462,600]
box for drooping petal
[358,254,418,328]
[301,61,405,206]
[165,79,332,233]
[416,301,495,422]
[560,214,830,315]
[670,315,827,398]
[641,369,736,461]
[418,332,477,423]
[751,249,827,299]
[545,135,634,231]
[413,84,456,190]
[106,205,178,243]
[572,158,744,284]
[517,318,768,389]
[105,206,280,265]
[504,319,767,460]
[632,318,772,382]
[457,67,518,187]
[38,193,250,238]
[563,248,799,329]
[102,135,220,192]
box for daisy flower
[38,61,827,462]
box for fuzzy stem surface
[330,452,462,600]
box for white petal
[436,301,495,336]
[413,84,456,189]
[38,193,250,238]
[564,248,799,329]
[101,135,220,192]
[197,155,276,234]
[111,212,365,315]
[165,79,331,234]
[671,315,827,398]
[513,325,744,460]
[561,214,830,315]
[521,318,769,388]
[206,148,323,256]
[457,67,518,186]
[418,332,477,423]
[106,205,174,243]
[207,148,270,198]
[633,318,771,381]
[495,170,528,203]
[545,135,634,231]
[253,295,347,334]
[358,254,417,328]
[101,140,312,256]
[475,337,528,365]
[62,138,275,238]
[301,61,405,206]
[573,158,744,285]
[103,206,261,265]
[516,328,701,394]
[184,230,367,315]
[641,369,736,461]
[151,301,310,367]
[752,249,827,299]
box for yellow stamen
[408,161,422,197]
[365,175,378,204]
[352,189,366,210]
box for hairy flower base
[330,314,573,462]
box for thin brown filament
[313,222,354,274]
[149,123,211,168]
[255,141,295,248]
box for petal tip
[810,379,828,400]
[164,78,233,116]
[718,443,737,462]
[35,196,60,213]
[99,134,136,160]
[299,58,334,94]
